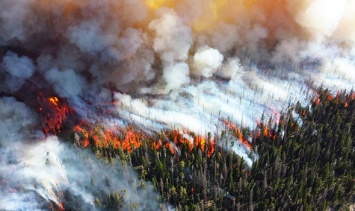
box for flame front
[222,119,252,150]
[73,123,215,157]
[37,93,70,135]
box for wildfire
[152,139,163,150]
[261,127,277,140]
[58,201,65,211]
[312,90,355,109]
[57,190,65,211]
[192,134,215,157]
[254,120,277,141]
[151,130,215,157]
[37,92,70,135]
[313,98,321,105]
[73,123,90,147]
[222,119,252,150]
[194,135,206,151]
[207,139,215,157]
[165,142,176,154]
[327,94,333,101]
[48,97,59,106]
[73,122,143,152]
[73,123,215,157]
[115,130,141,152]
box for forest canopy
[66,88,354,210]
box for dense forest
[67,88,355,210]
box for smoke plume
[0,97,163,210]
[1,0,355,209]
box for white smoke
[3,52,35,78]
[44,67,87,99]
[0,97,38,145]
[162,62,190,92]
[1,52,35,92]
[192,46,224,78]
[218,58,243,79]
[67,20,119,61]
[148,9,193,93]
[149,9,192,63]
[0,0,34,43]
[1,0,355,208]
[288,0,347,38]
[0,98,163,210]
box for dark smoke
[1,0,355,209]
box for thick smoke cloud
[0,98,163,210]
[1,0,355,209]
[1,52,35,92]
[44,67,87,99]
[0,97,38,145]
[1,0,354,97]
[3,52,35,79]
[192,46,224,78]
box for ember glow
[73,122,216,157]
[222,119,252,150]
[1,0,355,209]
[37,93,71,135]
[74,122,142,152]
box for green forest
[67,88,355,210]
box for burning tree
[66,89,354,210]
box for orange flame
[73,124,90,147]
[119,130,141,152]
[151,139,163,150]
[163,130,215,157]
[58,202,64,211]
[37,93,70,135]
[255,121,277,140]
[302,110,307,116]
[327,94,333,101]
[73,122,143,152]
[222,119,252,150]
[194,135,215,157]
[165,142,176,154]
[313,98,321,105]
[263,127,268,137]
[73,124,216,157]
[194,135,205,151]
[313,91,354,108]
[207,138,215,157]
[49,97,59,106]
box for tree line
[65,88,354,210]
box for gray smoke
[0,97,163,210]
[1,0,355,209]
